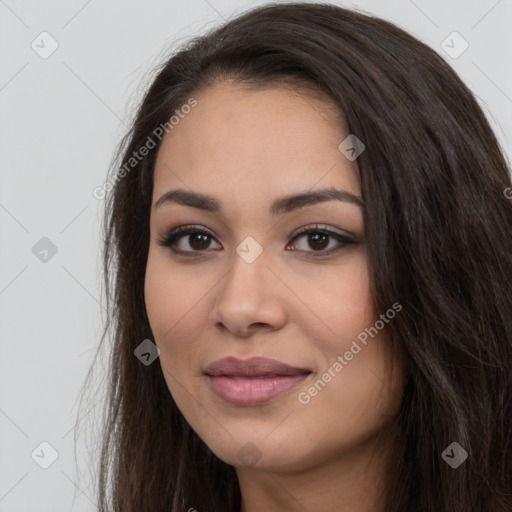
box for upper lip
[204,357,311,377]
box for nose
[209,247,288,337]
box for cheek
[144,249,212,382]
[144,253,173,338]
[297,334,402,459]
[305,254,375,352]
[145,250,198,341]
[298,257,401,427]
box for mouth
[204,356,312,406]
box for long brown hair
[78,2,512,511]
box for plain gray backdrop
[1,0,511,510]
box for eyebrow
[153,187,364,216]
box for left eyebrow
[153,186,364,215]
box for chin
[192,422,319,471]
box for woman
[81,2,512,511]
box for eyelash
[156,224,356,258]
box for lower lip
[208,374,310,406]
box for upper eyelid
[161,224,355,251]
[292,223,356,239]
[166,223,351,241]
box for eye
[157,223,356,257]
[157,225,221,255]
[287,224,356,257]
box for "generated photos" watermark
[298,302,402,405]
[93,97,198,200]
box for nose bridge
[210,240,286,334]
[223,231,267,285]
[221,241,271,306]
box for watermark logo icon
[134,339,160,366]
[338,134,365,161]
[441,442,468,468]
[31,441,59,469]
[236,236,263,264]
[441,31,469,59]
[32,237,58,263]
[31,31,59,59]
[237,442,262,466]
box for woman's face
[145,81,404,471]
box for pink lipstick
[204,356,311,406]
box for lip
[204,357,312,406]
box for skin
[144,81,405,512]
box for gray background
[1,0,511,510]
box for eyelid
[157,223,357,257]
[157,225,220,254]
[291,223,356,240]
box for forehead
[152,81,360,210]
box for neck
[236,428,394,512]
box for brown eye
[287,224,356,257]
[157,224,355,258]
[157,226,221,255]
[186,233,213,251]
